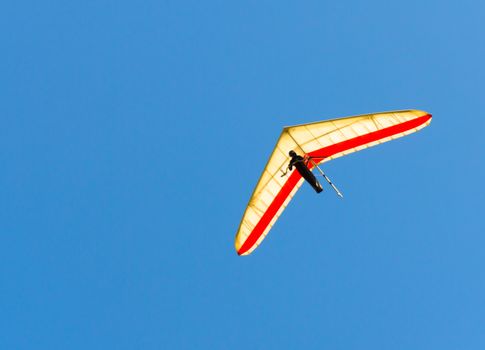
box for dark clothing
[289,154,323,193]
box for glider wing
[235,109,432,255]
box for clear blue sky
[1,1,484,349]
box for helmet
[289,150,297,157]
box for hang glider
[235,109,432,256]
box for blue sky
[1,0,484,349]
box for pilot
[288,150,323,193]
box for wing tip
[236,248,250,256]
[409,109,432,127]
[235,236,251,256]
[419,111,432,125]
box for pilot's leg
[301,168,323,193]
